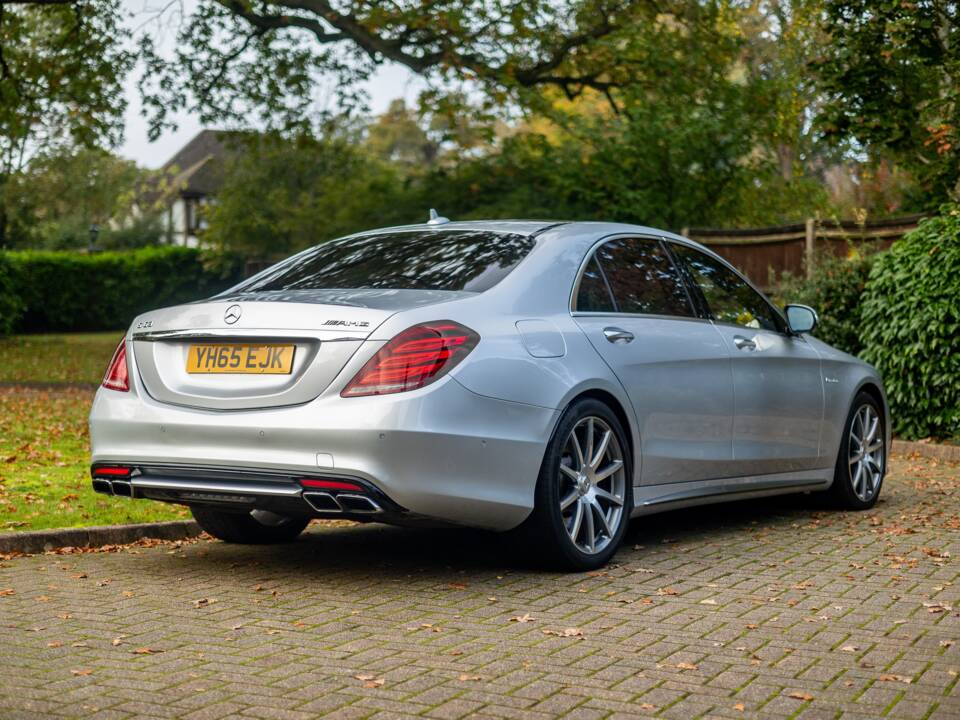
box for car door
[572,236,736,485]
[669,241,824,476]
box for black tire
[523,398,633,571]
[191,506,310,544]
[828,391,886,510]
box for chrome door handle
[733,335,757,351]
[603,327,635,344]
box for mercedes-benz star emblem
[224,305,242,325]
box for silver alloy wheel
[558,416,626,554]
[848,403,884,502]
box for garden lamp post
[88,223,100,253]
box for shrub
[772,243,879,356]
[859,205,960,440]
[4,246,243,333]
[0,254,24,336]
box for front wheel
[191,507,310,544]
[524,398,632,570]
[829,391,886,510]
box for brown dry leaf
[787,692,814,701]
[841,645,859,652]
[542,628,583,638]
[448,582,468,590]
[111,637,124,646]
[121,591,134,599]
[940,640,954,648]
[0,588,14,597]
[675,662,698,671]
[46,641,62,648]
[509,614,535,623]
[458,673,482,682]
[699,598,718,605]
[657,587,678,596]
[879,674,912,684]
[193,598,217,609]
[70,669,93,676]
[639,703,656,711]
[133,647,163,655]
[36,595,50,602]
[733,703,746,712]
[354,673,384,688]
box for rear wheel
[525,398,632,570]
[829,392,886,510]
[191,507,310,544]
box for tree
[815,0,960,205]
[203,132,415,258]
[0,0,133,246]
[5,147,157,250]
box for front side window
[671,243,785,332]
[232,229,536,294]
[593,237,694,317]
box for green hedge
[2,247,243,333]
[860,205,960,440]
[0,254,24,336]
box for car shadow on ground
[180,490,834,578]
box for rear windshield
[233,229,537,294]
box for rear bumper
[91,463,407,523]
[89,376,558,531]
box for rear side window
[592,237,694,317]
[575,257,615,312]
[234,230,536,293]
[671,243,786,332]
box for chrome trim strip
[131,329,362,342]
[130,477,302,497]
[641,480,826,507]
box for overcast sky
[118,0,423,168]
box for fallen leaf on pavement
[675,662,698,671]
[458,673,482,682]
[787,692,814,701]
[70,669,93,676]
[510,614,535,623]
[133,647,163,654]
[879,674,912,684]
[193,598,217,608]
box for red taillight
[299,478,364,491]
[102,338,129,392]
[341,321,480,397]
[92,466,131,477]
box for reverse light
[102,338,129,392]
[341,321,480,397]
[299,478,364,491]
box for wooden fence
[683,214,924,289]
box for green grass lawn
[0,332,122,385]
[0,333,188,532]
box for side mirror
[785,304,818,334]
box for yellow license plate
[186,344,296,374]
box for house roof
[159,129,247,197]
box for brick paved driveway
[1,454,958,720]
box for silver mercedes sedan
[89,219,889,569]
